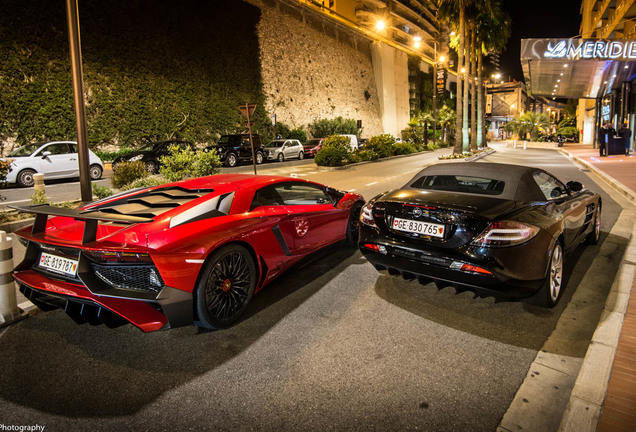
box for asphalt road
[0,145,626,431]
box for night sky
[500,0,583,82]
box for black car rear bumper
[359,226,553,298]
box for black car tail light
[360,203,376,227]
[450,261,492,275]
[471,221,539,247]
[361,243,387,254]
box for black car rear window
[410,175,505,195]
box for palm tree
[469,21,477,151]
[437,0,471,154]
[437,105,456,145]
[518,111,550,141]
[478,1,511,146]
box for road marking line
[1,199,30,205]
[366,181,379,186]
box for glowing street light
[375,19,386,31]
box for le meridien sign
[520,38,636,61]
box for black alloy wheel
[346,202,364,246]
[277,153,284,162]
[226,153,239,167]
[195,244,256,329]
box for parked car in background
[11,174,364,332]
[303,138,325,157]
[340,134,359,150]
[206,134,265,167]
[2,141,103,187]
[264,139,304,161]
[359,162,602,308]
[112,140,195,174]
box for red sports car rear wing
[10,204,154,244]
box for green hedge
[0,0,270,148]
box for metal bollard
[513,140,517,148]
[0,231,21,326]
[523,141,527,150]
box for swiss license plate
[392,217,445,238]
[38,252,78,277]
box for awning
[520,38,636,99]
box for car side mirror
[41,151,51,158]
[566,180,583,193]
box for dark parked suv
[112,140,196,174]
[207,134,265,167]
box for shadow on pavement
[374,230,626,352]
[0,244,361,417]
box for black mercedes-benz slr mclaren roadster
[358,162,602,307]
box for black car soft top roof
[406,162,545,202]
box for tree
[477,1,511,146]
[515,111,550,141]
[438,0,470,154]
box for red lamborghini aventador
[12,174,364,332]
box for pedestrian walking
[618,122,632,155]
[598,122,607,157]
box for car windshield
[264,141,284,148]
[410,175,505,196]
[137,142,160,151]
[306,139,322,146]
[8,143,42,157]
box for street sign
[436,68,446,95]
[239,103,257,118]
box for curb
[554,152,636,431]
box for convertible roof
[407,162,542,201]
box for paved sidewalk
[557,143,636,432]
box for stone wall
[250,0,385,137]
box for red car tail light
[360,203,376,227]
[471,221,539,247]
[86,250,153,264]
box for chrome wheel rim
[205,252,252,320]
[19,171,34,187]
[228,154,237,167]
[594,209,601,241]
[90,166,102,179]
[549,244,563,303]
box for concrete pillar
[0,231,20,327]
[370,42,410,137]
[34,173,45,193]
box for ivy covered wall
[0,0,270,149]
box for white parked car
[263,139,304,162]
[2,141,104,187]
